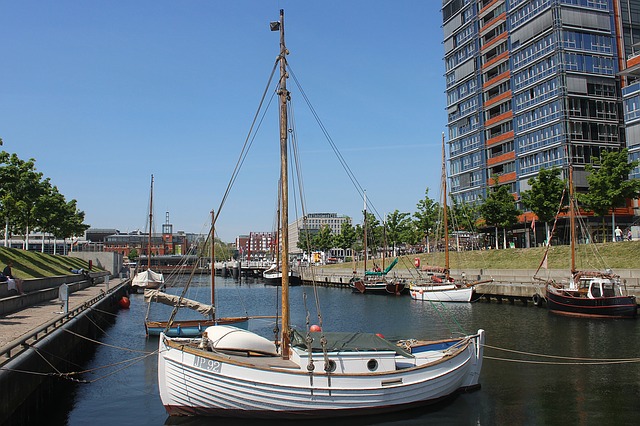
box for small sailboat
[537,166,637,318]
[409,135,488,303]
[157,10,485,418]
[145,211,249,337]
[132,175,164,290]
[349,192,406,295]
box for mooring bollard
[105,275,110,291]
[59,283,69,314]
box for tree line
[297,149,640,256]
[0,151,89,246]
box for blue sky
[1,1,447,242]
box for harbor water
[44,275,640,425]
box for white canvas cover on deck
[132,269,165,288]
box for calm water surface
[59,276,639,425]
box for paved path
[0,279,125,349]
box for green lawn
[0,246,103,279]
[339,240,640,271]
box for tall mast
[442,133,450,280]
[148,174,154,270]
[569,165,576,274]
[210,209,215,319]
[363,190,367,272]
[274,9,290,358]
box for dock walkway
[0,276,124,349]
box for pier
[0,272,128,424]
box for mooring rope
[484,344,640,365]
[62,329,152,354]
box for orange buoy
[118,296,131,309]
[310,324,321,332]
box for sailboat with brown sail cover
[536,165,637,318]
[157,10,485,418]
[144,210,249,337]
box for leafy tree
[579,149,640,241]
[385,210,411,256]
[314,224,334,258]
[450,198,480,231]
[413,188,439,250]
[0,152,48,246]
[296,228,316,253]
[479,183,522,249]
[520,167,566,243]
[128,248,139,261]
[363,211,382,256]
[334,218,356,259]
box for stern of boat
[460,329,485,390]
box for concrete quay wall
[0,281,129,425]
[304,268,640,299]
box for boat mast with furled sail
[157,10,486,418]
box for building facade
[443,0,638,208]
[288,213,350,257]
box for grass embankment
[0,246,102,279]
[336,240,640,272]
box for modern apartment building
[288,213,350,257]
[443,0,639,210]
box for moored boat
[538,166,637,319]
[157,10,486,418]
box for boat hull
[409,284,474,303]
[158,329,485,419]
[349,278,407,295]
[263,271,302,286]
[546,286,637,319]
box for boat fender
[532,293,542,306]
[177,325,182,335]
[118,296,130,309]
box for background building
[442,0,638,216]
[288,213,350,257]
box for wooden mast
[442,133,450,281]
[569,165,576,274]
[276,9,291,359]
[363,190,367,273]
[210,209,215,319]
[148,174,154,271]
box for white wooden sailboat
[132,175,164,290]
[157,10,485,418]
[409,135,487,303]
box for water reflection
[61,276,639,425]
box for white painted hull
[158,329,485,418]
[409,284,474,303]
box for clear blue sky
[1,1,447,242]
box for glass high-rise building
[442,0,640,210]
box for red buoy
[118,296,131,309]
[375,333,385,339]
[310,324,321,332]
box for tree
[0,152,47,247]
[334,218,356,260]
[479,183,522,249]
[385,210,411,256]
[520,167,566,244]
[296,229,316,253]
[413,188,439,251]
[314,224,334,259]
[579,149,640,241]
[0,151,90,249]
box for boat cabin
[576,277,621,299]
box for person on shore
[615,226,623,242]
[627,229,633,241]
[2,261,24,294]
